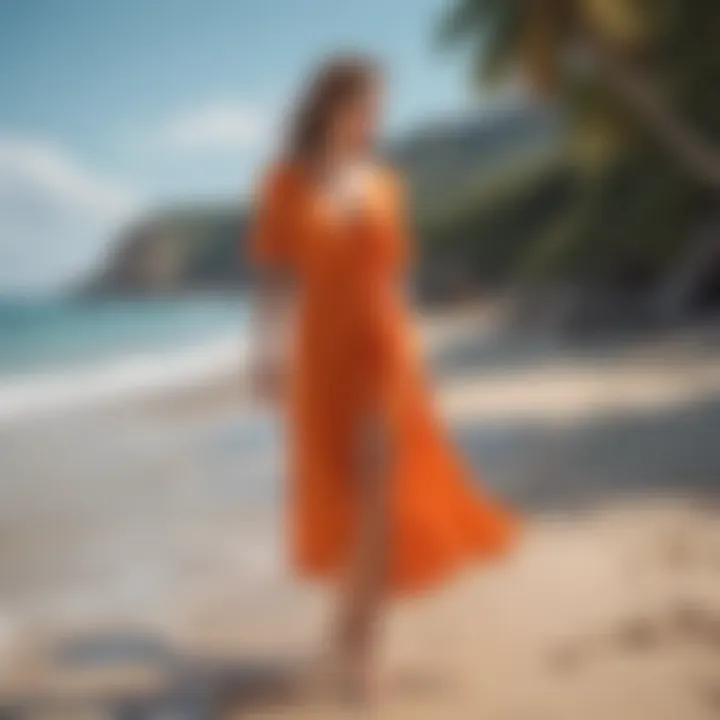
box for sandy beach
[1,306,719,718]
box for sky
[0,0,482,292]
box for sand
[0,306,719,718]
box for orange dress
[250,161,518,595]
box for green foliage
[439,0,720,292]
[418,147,577,283]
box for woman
[248,55,518,700]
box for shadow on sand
[452,396,720,511]
[0,629,298,719]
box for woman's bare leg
[333,413,391,701]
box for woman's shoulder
[255,159,304,201]
[370,163,406,208]
[372,162,404,188]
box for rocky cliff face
[84,206,251,295]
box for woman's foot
[299,646,376,707]
[334,651,376,707]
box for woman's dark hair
[286,54,380,163]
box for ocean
[0,295,249,424]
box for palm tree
[440,0,720,189]
[438,0,720,311]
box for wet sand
[0,308,719,718]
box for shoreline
[0,334,247,427]
[0,306,719,717]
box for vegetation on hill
[87,104,561,298]
[440,0,720,319]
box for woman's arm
[249,267,293,406]
[246,165,296,405]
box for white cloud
[0,138,137,221]
[157,102,270,153]
[0,136,141,291]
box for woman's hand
[249,268,293,408]
[249,355,286,407]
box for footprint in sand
[548,598,720,682]
[548,615,665,675]
[669,600,720,649]
[547,636,596,675]
[613,616,665,653]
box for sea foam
[0,336,247,426]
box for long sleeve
[248,165,296,270]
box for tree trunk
[590,42,720,190]
[654,212,720,321]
